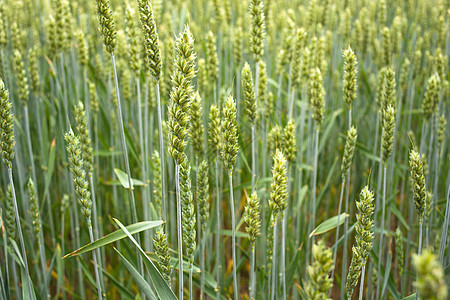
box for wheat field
[0,0,448,299]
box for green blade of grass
[309,213,349,238]
[63,220,163,258]
[114,247,156,299]
[113,218,177,300]
[114,168,146,188]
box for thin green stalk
[229,172,238,299]
[331,178,345,282]
[253,61,260,193]
[359,265,366,300]
[215,159,221,300]
[276,73,282,125]
[189,265,193,300]
[60,203,66,300]
[23,106,39,203]
[136,76,151,253]
[415,221,423,300]
[200,226,206,299]
[341,168,350,299]
[281,211,286,300]
[288,88,295,120]
[24,105,48,293]
[439,186,450,263]
[252,124,256,192]
[271,218,278,300]
[111,54,138,222]
[88,225,102,300]
[311,127,319,248]
[7,168,33,298]
[249,243,256,299]
[286,65,293,118]
[376,165,387,298]
[89,175,105,295]
[155,82,166,220]
[175,164,183,299]
[110,54,143,279]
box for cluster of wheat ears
[0,0,448,299]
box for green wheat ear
[137,0,161,81]
[381,105,395,164]
[13,49,29,107]
[4,186,15,247]
[258,60,268,107]
[220,95,238,173]
[89,81,99,116]
[305,240,334,299]
[342,46,358,109]
[189,91,205,158]
[346,186,375,299]
[244,192,261,243]
[341,126,357,179]
[125,6,140,75]
[95,0,117,54]
[64,130,92,226]
[75,102,93,175]
[422,73,440,120]
[151,151,162,217]
[208,104,221,161]
[412,249,448,300]
[292,28,307,88]
[242,62,256,125]
[409,150,426,222]
[395,227,404,277]
[206,31,219,86]
[28,178,41,246]
[197,160,209,231]
[309,67,325,127]
[0,78,15,167]
[168,25,196,165]
[75,30,88,67]
[153,227,172,284]
[270,149,288,215]
[283,119,297,163]
[180,159,196,264]
[29,46,41,93]
[382,68,396,114]
[268,125,282,157]
[437,114,446,146]
[249,0,265,62]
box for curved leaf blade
[309,213,349,238]
[63,221,163,258]
[114,247,156,299]
[113,218,177,300]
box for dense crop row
[0,0,448,299]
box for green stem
[251,124,256,193]
[89,174,105,296]
[438,186,449,264]
[155,82,166,221]
[271,217,278,300]
[229,172,238,300]
[215,160,221,300]
[281,211,286,300]
[311,127,319,249]
[376,165,387,298]
[110,54,144,280]
[88,225,103,299]
[249,243,255,299]
[175,163,184,299]
[331,178,346,285]
[7,167,33,299]
[359,264,366,300]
